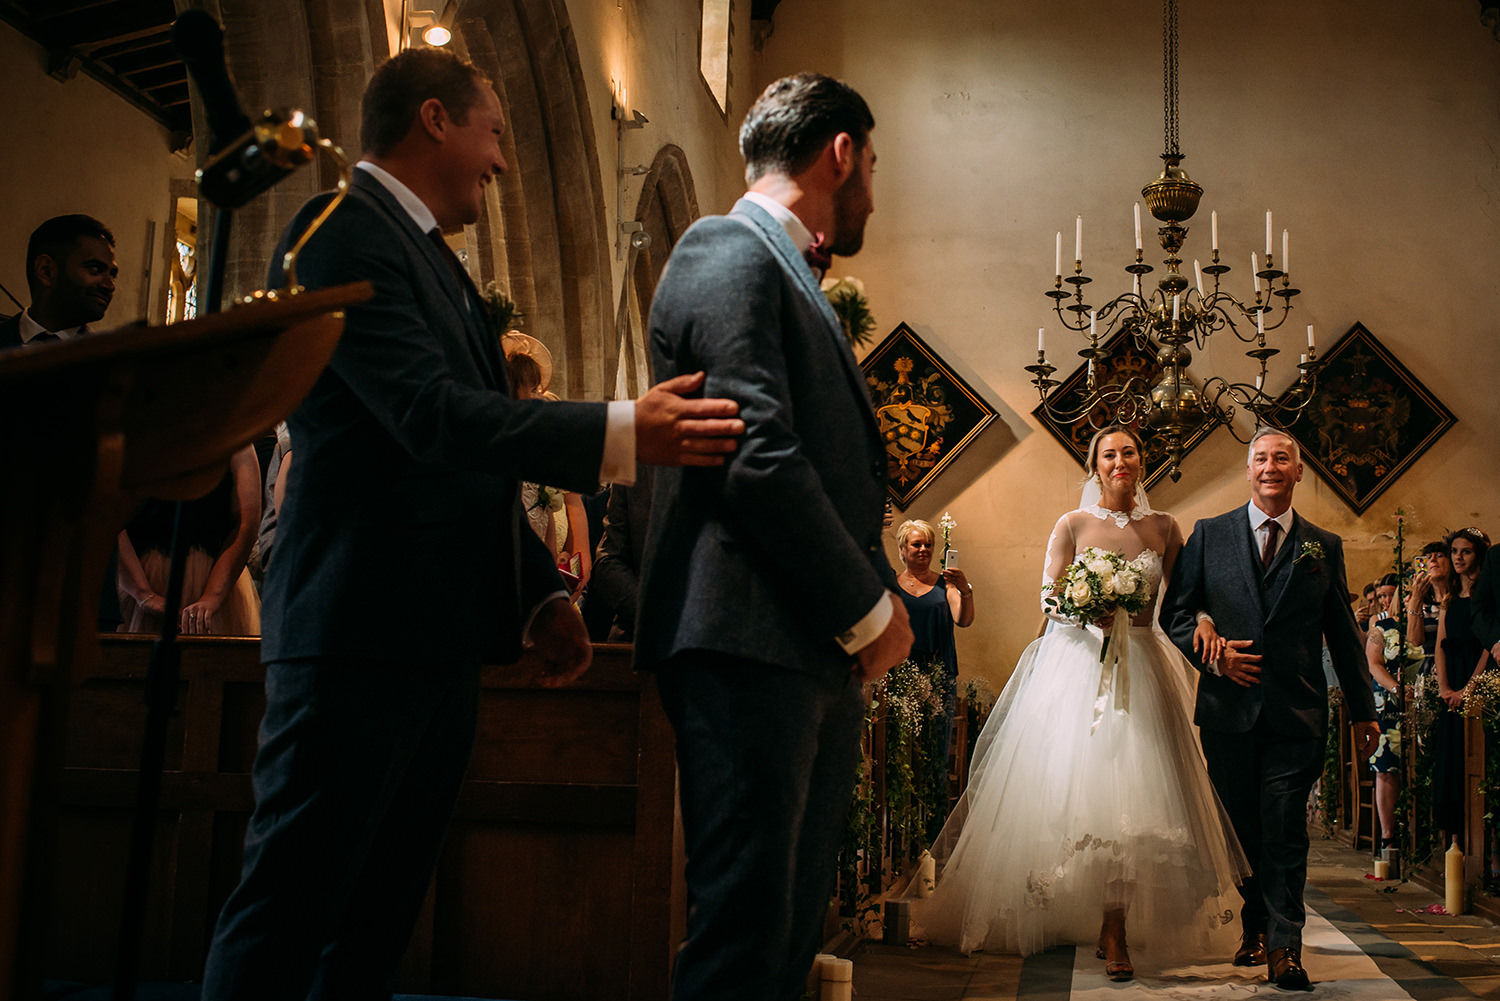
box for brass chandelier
[1026,0,1321,482]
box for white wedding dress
[909,500,1249,967]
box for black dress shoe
[1268,946,1311,991]
[1233,931,1267,967]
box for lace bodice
[1040,506,1180,627]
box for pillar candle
[1307,324,1315,349]
[1055,232,1062,277]
[1445,837,1465,915]
[1211,210,1219,251]
[1134,202,1142,250]
[807,954,835,995]
[1251,252,1259,295]
[1076,215,1083,262]
[1374,859,1390,880]
[1194,259,1204,298]
[820,957,853,1001]
[1038,327,1046,353]
[1282,229,1289,272]
[1266,210,1273,256]
[1089,310,1097,340]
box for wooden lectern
[0,283,370,997]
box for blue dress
[898,578,959,752]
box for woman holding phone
[895,519,976,763]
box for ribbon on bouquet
[1090,613,1132,735]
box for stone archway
[461,0,615,402]
[615,144,700,398]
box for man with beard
[636,73,913,1001]
[1,214,117,349]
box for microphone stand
[110,207,231,1001]
[112,12,239,999]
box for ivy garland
[1319,686,1344,838]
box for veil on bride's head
[1078,424,1154,514]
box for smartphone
[944,549,958,571]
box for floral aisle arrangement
[1461,669,1500,886]
[837,662,996,933]
[1320,686,1345,838]
[821,276,876,347]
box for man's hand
[636,371,745,466]
[530,597,592,688]
[853,594,914,684]
[1217,639,1262,687]
[1351,720,1381,760]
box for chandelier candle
[1027,0,1323,483]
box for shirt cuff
[599,400,636,485]
[836,593,895,655]
[521,591,569,645]
[1196,611,1214,625]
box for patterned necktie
[1261,519,1280,571]
[427,229,471,293]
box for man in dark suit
[201,49,742,1000]
[636,73,914,1001]
[1,214,116,350]
[1162,427,1378,990]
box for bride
[911,425,1247,980]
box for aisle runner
[1068,905,1414,1000]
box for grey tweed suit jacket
[1161,505,1377,739]
[636,198,895,677]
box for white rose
[1112,571,1138,595]
[1069,580,1092,605]
[1100,576,1116,596]
[1086,557,1111,576]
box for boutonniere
[1293,540,1325,568]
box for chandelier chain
[1163,0,1180,157]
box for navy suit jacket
[1161,505,1376,739]
[636,198,894,677]
[261,169,606,667]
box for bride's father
[1162,427,1377,991]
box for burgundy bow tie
[803,232,832,278]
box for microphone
[170,9,252,153]
[171,10,319,209]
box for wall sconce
[422,24,451,46]
[619,220,651,251]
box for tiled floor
[845,833,1500,1000]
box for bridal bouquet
[1045,547,1154,734]
[1044,547,1152,627]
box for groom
[1162,427,1377,991]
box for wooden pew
[46,636,683,1000]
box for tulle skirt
[911,623,1248,967]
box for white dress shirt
[17,309,87,345]
[1247,500,1293,565]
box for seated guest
[117,444,262,636]
[1,213,117,349]
[589,468,655,640]
[1434,527,1492,846]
